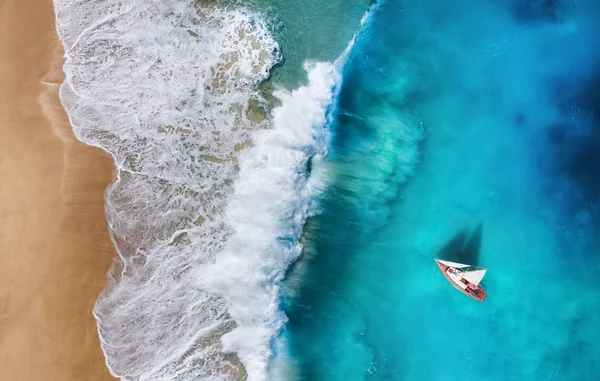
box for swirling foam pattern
[54,0,339,379]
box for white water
[53,0,339,379]
[206,61,339,378]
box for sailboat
[434,259,487,302]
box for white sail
[462,269,487,286]
[437,259,470,269]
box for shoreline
[0,1,115,379]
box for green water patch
[247,0,371,88]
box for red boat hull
[435,260,487,302]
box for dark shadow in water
[510,0,574,25]
[532,69,600,252]
[438,223,483,266]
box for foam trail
[52,0,284,379]
[52,0,377,378]
[51,0,350,379]
[205,61,340,380]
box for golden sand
[0,0,116,379]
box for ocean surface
[283,1,600,380]
[53,0,600,380]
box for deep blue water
[282,1,600,380]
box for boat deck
[435,260,487,302]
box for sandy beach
[0,0,116,379]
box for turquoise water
[282,0,600,380]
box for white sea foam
[53,0,339,379]
[205,62,339,379]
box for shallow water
[283,1,600,380]
[251,0,371,88]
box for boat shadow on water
[435,222,488,300]
[438,222,484,270]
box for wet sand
[0,1,116,379]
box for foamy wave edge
[207,61,340,379]
[51,0,378,379]
[50,0,340,379]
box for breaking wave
[53,0,339,380]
